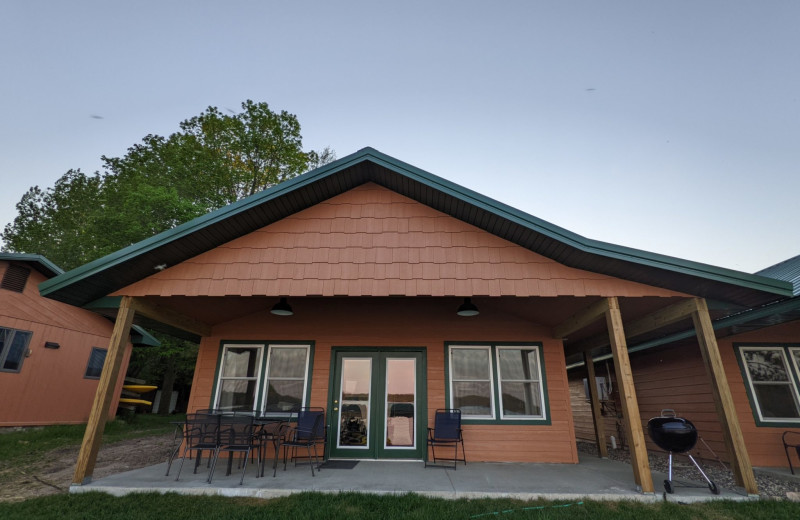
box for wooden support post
[691,298,759,495]
[584,350,608,458]
[72,296,136,485]
[605,297,654,493]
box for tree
[1,100,335,411]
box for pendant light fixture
[270,297,294,316]
[456,297,479,317]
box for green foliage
[2,492,799,520]
[1,100,335,270]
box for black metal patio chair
[783,431,800,474]
[282,407,325,476]
[425,409,466,470]
[173,412,221,481]
[208,414,258,485]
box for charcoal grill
[647,409,719,495]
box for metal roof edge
[130,325,161,347]
[38,146,794,300]
[0,253,64,278]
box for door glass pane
[221,347,259,378]
[385,358,415,448]
[339,358,371,448]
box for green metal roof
[0,253,63,278]
[757,254,800,296]
[38,147,793,309]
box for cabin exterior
[569,256,800,469]
[40,148,794,493]
[0,254,145,426]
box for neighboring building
[39,148,796,492]
[0,253,155,426]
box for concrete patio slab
[70,454,753,503]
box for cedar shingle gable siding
[114,183,683,299]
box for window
[737,344,800,425]
[84,347,107,379]
[0,327,32,373]
[213,343,311,413]
[447,343,547,423]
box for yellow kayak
[123,385,158,393]
[119,398,153,406]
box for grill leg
[668,452,673,483]
[687,454,712,486]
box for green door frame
[327,347,427,460]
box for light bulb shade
[270,297,294,316]
[457,297,479,317]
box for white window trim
[214,344,264,412]
[495,345,546,421]
[448,345,495,420]
[740,345,800,423]
[261,344,311,415]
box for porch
[69,454,751,503]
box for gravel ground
[577,441,800,499]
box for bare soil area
[0,433,173,503]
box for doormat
[320,460,359,469]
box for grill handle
[660,409,677,418]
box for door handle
[333,407,338,412]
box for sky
[1,1,798,273]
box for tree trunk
[157,360,177,415]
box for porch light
[456,298,479,317]
[270,297,294,316]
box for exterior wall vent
[1,264,31,293]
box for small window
[738,345,800,424]
[1,264,31,293]
[85,347,107,379]
[447,343,548,423]
[0,327,33,373]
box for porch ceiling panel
[39,147,792,313]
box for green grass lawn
[0,414,181,469]
[1,491,799,520]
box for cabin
[40,148,795,493]
[0,253,156,426]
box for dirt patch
[0,433,173,503]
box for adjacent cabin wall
[186,297,579,464]
[568,319,800,468]
[0,262,128,426]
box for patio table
[254,418,287,477]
